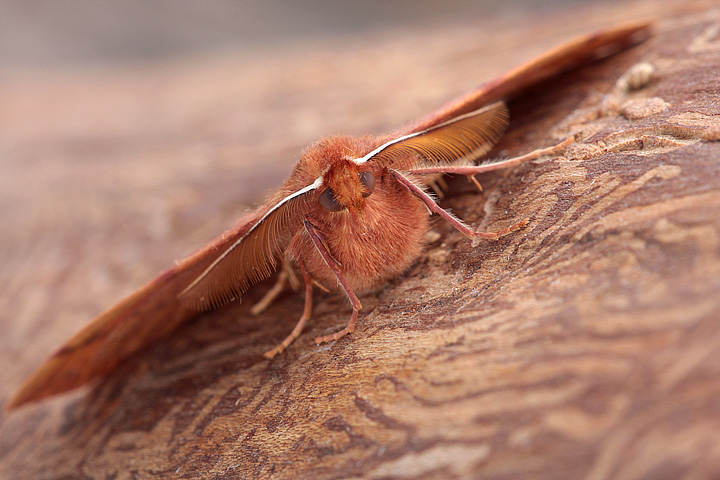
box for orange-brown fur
[285,136,428,292]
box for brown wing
[404,21,652,134]
[364,102,508,171]
[178,180,319,311]
[6,209,265,409]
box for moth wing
[405,20,652,133]
[366,101,509,171]
[7,209,264,409]
[178,182,317,312]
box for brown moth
[7,21,651,409]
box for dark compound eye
[319,187,343,212]
[359,171,376,198]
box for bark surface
[2,1,720,479]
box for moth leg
[303,219,362,344]
[263,266,314,359]
[250,259,298,315]
[427,175,448,199]
[313,279,331,293]
[390,169,527,241]
[407,137,572,177]
[467,175,483,192]
[251,267,288,316]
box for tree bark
[2,1,720,479]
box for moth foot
[472,218,529,243]
[315,309,359,345]
[263,344,286,359]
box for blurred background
[0,0,579,71]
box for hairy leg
[303,219,362,344]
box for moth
[7,21,651,409]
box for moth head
[319,160,376,214]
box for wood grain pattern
[2,1,720,479]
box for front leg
[303,219,362,344]
[407,137,571,177]
[390,170,527,241]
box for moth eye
[319,187,343,212]
[359,171,376,198]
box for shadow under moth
[7,21,651,409]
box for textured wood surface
[2,1,720,479]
